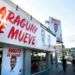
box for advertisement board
[49,17,62,43]
[1,47,23,75]
[0,0,47,50]
[40,28,56,51]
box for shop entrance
[31,51,46,74]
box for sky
[11,0,75,48]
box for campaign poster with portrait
[49,17,62,43]
[1,47,23,75]
[52,18,62,43]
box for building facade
[0,0,62,75]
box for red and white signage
[0,0,44,49]
[1,47,23,75]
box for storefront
[0,0,55,75]
[31,51,46,73]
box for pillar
[55,50,58,65]
[46,52,51,68]
[23,49,31,75]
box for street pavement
[39,63,75,75]
[48,63,74,75]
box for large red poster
[1,47,23,75]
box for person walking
[62,56,67,72]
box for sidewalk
[32,63,75,75]
[49,63,75,75]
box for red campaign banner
[2,48,23,75]
[0,6,38,46]
[0,7,6,33]
[7,48,23,57]
[7,26,36,45]
[0,0,47,51]
[0,6,38,34]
